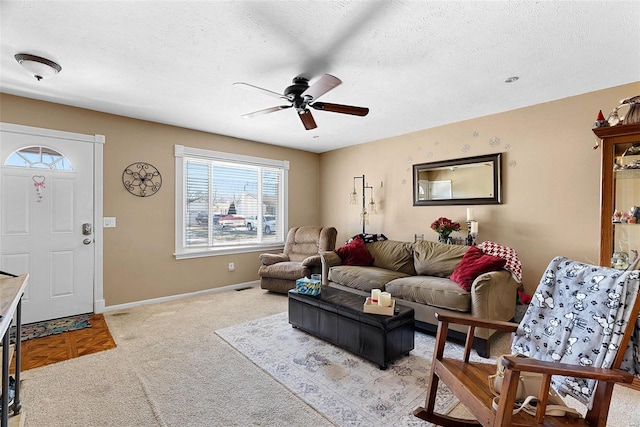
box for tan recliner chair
[258,226,338,293]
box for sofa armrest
[320,251,342,285]
[259,253,290,266]
[470,269,519,323]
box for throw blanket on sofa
[346,233,388,244]
[511,256,640,408]
[481,241,522,283]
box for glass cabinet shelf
[593,123,640,268]
[615,168,640,179]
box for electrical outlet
[228,262,235,272]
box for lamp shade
[349,189,358,204]
[361,210,369,225]
[368,199,377,214]
[15,53,61,81]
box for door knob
[83,238,92,245]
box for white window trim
[174,145,289,259]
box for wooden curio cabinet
[593,123,640,268]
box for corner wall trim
[94,299,106,314]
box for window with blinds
[174,145,288,258]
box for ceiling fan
[233,74,369,130]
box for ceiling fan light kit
[14,53,62,81]
[234,74,369,130]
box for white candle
[471,221,479,234]
[378,292,392,307]
[467,208,474,222]
[371,289,381,302]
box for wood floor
[10,313,117,371]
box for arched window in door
[4,146,73,171]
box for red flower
[430,217,461,236]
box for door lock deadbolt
[82,223,92,235]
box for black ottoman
[288,286,415,369]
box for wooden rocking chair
[414,256,640,427]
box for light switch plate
[103,217,116,228]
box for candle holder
[363,297,396,316]
[467,232,478,246]
[466,221,478,246]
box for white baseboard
[102,280,260,313]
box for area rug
[216,312,490,427]
[10,313,91,343]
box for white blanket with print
[511,257,639,408]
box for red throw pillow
[450,246,506,291]
[335,235,374,266]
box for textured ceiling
[1,1,639,153]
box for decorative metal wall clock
[122,162,162,197]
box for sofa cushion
[335,235,374,266]
[259,262,308,280]
[366,240,416,275]
[413,241,469,277]
[449,246,506,291]
[328,265,410,292]
[385,276,471,312]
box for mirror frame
[412,153,502,206]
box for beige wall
[0,94,320,305]
[320,82,640,295]
[3,81,639,303]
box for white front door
[0,124,101,324]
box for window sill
[174,243,285,260]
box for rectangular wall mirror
[413,153,502,206]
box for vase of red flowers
[430,217,461,243]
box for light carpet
[20,287,335,427]
[216,312,491,426]
[16,286,640,426]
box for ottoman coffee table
[288,286,415,369]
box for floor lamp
[350,175,376,234]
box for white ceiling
[1,1,639,153]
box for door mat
[10,313,92,343]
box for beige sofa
[321,239,519,357]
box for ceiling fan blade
[310,102,369,116]
[298,109,317,130]
[301,74,342,101]
[241,105,292,118]
[233,82,289,101]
